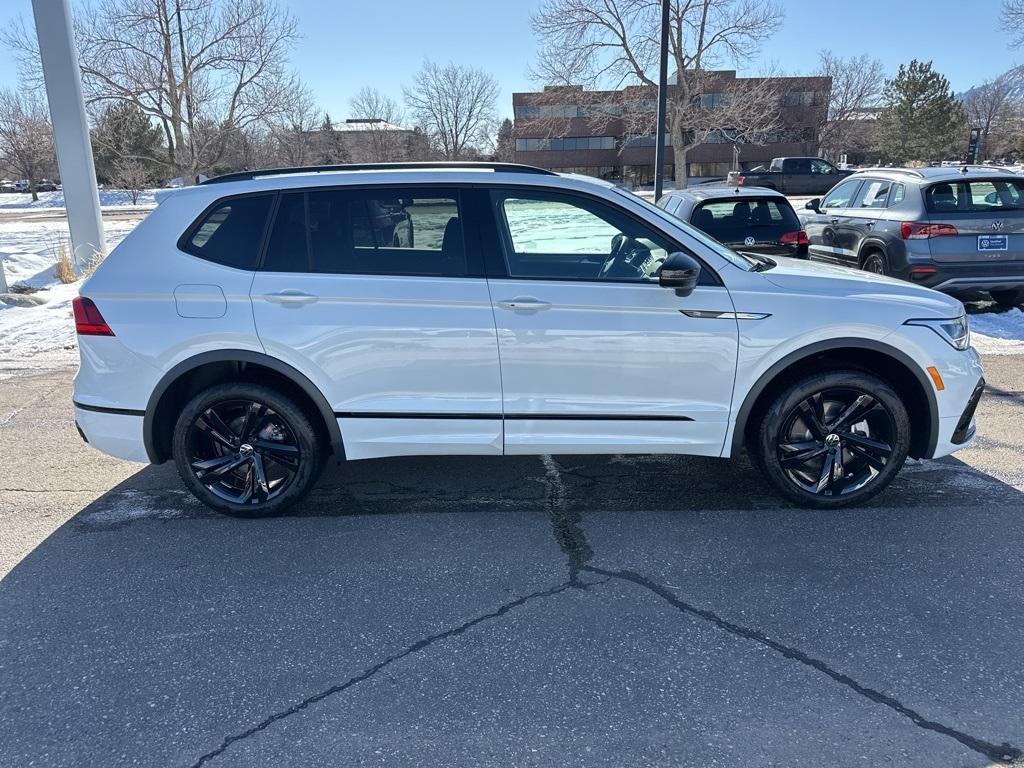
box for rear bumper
[910,261,1024,293]
[73,402,149,463]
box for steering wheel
[600,234,652,280]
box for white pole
[0,257,7,294]
[31,0,105,270]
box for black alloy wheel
[861,252,888,275]
[755,371,911,508]
[173,384,322,516]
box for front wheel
[172,383,323,517]
[753,371,911,508]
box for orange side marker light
[926,366,945,391]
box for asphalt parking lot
[2,359,1024,767]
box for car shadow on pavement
[2,453,1024,767]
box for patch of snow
[0,219,138,376]
[0,189,157,210]
[969,309,1024,355]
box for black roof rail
[200,162,558,185]
[853,167,925,178]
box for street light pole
[32,0,105,271]
[653,0,670,201]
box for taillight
[736,175,746,185]
[909,266,938,281]
[901,222,958,239]
[779,230,808,245]
[72,296,114,336]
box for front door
[806,178,863,263]
[250,186,503,459]
[484,188,739,457]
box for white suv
[71,163,985,516]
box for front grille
[952,378,985,445]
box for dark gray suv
[801,166,1024,306]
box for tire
[752,371,911,509]
[860,250,888,275]
[990,289,1024,308]
[172,383,323,517]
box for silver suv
[801,166,1024,306]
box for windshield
[609,186,757,270]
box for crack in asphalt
[541,459,1022,765]
[188,581,579,767]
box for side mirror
[659,251,701,297]
[805,198,821,212]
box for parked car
[35,179,59,192]
[72,162,983,516]
[0,179,17,193]
[801,166,1024,307]
[657,185,808,258]
[732,157,853,195]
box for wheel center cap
[238,443,254,455]
[824,433,841,448]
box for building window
[698,92,729,108]
[781,90,819,107]
[687,162,732,179]
[623,134,671,148]
[516,136,616,152]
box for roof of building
[331,119,407,132]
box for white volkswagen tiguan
[72,163,984,516]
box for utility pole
[32,0,105,271]
[653,0,670,201]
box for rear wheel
[860,250,888,275]
[991,289,1024,308]
[753,371,911,509]
[172,383,322,517]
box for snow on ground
[969,308,1024,355]
[0,219,137,376]
[0,189,157,210]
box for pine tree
[90,103,164,183]
[317,113,349,164]
[872,60,967,164]
[494,118,515,162]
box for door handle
[830,217,840,224]
[865,221,874,229]
[263,290,318,306]
[496,297,552,313]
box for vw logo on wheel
[992,220,1004,231]
[744,236,756,246]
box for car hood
[760,257,963,317]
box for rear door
[924,178,1024,264]
[250,185,503,459]
[484,187,739,457]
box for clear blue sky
[0,0,1016,120]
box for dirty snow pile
[0,220,137,375]
[970,308,1024,355]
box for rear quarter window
[181,194,274,269]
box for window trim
[177,191,278,270]
[255,184,484,278]
[484,186,721,287]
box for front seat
[692,207,715,233]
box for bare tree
[349,87,407,162]
[963,72,1022,160]
[1004,0,1024,47]
[530,0,784,186]
[815,51,885,162]
[6,0,302,181]
[404,61,499,160]
[110,158,152,204]
[267,83,323,167]
[0,88,55,202]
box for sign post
[653,0,670,200]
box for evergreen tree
[872,60,967,164]
[494,118,515,162]
[90,103,164,182]
[317,113,349,164]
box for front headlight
[904,315,971,351]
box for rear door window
[262,188,466,276]
[851,179,893,209]
[691,198,800,243]
[182,194,274,269]
[925,179,1024,212]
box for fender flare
[856,238,891,267]
[729,337,939,458]
[143,349,343,463]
